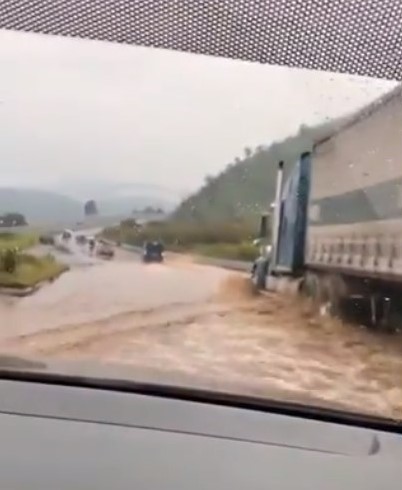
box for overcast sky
[0,29,397,193]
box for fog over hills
[0,178,180,223]
[0,187,83,223]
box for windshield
[1,3,402,421]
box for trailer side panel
[306,90,402,281]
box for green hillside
[173,121,339,224]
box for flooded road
[1,243,402,419]
[0,246,231,337]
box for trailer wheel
[300,273,320,301]
[300,273,345,317]
[372,295,402,333]
[322,275,346,318]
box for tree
[120,218,138,228]
[84,200,98,216]
[0,212,27,227]
[244,146,253,158]
[204,175,214,185]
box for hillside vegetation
[103,120,343,262]
[173,121,339,223]
[0,184,176,224]
[103,219,258,261]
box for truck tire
[300,272,320,301]
[300,273,345,317]
[251,260,267,290]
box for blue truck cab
[252,152,311,289]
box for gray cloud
[0,29,396,191]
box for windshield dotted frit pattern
[0,0,401,80]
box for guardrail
[188,255,252,273]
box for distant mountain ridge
[97,196,174,216]
[53,178,180,216]
[52,178,182,203]
[0,187,83,224]
[0,181,178,223]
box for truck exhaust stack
[271,161,284,271]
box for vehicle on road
[142,241,164,263]
[87,236,96,255]
[253,86,402,329]
[39,234,55,246]
[96,239,114,259]
[75,234,87,245]
[61,229,73,241]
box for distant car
[142,241,164,263]
[76,234,87,245]
[39,234,55,245]
[96,240,114,259]
[61,229,73,241]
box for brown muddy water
[1,247,402,419]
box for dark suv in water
[39,234,55,245]
[142,241,164,263]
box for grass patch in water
[0,232,38,252]
[0,253,68,289]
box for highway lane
[0,243,232,339]
[2,235,402,419]
[3,242,402,419]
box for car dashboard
[0,370,401,489]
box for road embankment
[102,239,252,273]
[0,233,69,296]
[0,254,68,296]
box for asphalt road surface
[0,241,231,337]
[2,238,402,419]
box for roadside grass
[102,220,260,262]
[0,232,38,252]
[190,242,258,262]
[0,253,68,289]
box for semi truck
[254,84,402,329]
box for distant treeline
[0,212,27,227]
